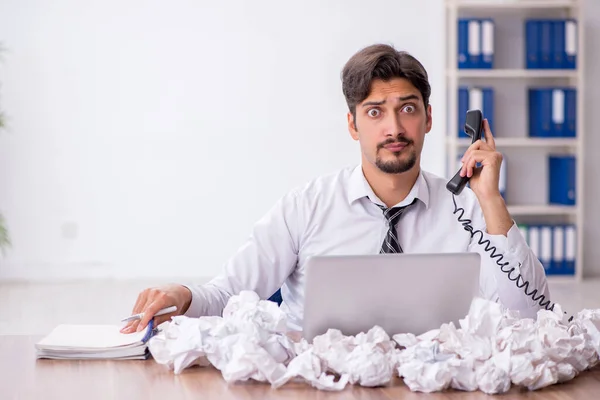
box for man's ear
[348,112,359,140]
[425,104,433,133]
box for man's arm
[469,195,551,319]
[460,119,551,319]
[183,191,301,317]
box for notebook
[35,320,156,360]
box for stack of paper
[35,321,156,360]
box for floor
[1,278,600,336]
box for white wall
[582,0,600,277]
[0,0,446,280]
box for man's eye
[367,109,380,117]
[403,105,416,113]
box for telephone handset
[446,109,484,195]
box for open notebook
[35,320,156,360]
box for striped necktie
[376,200,416,254]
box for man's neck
[362,162,420,208]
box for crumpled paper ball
[148,290,600,394]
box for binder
[481,19,494,69]
[458,19,470,69]
[552,20,566,69]
[528,89,540,137]
[552,225,565,274]
[551,88,565,137]
[565,19,577,69]
[564,225,576,275]
[482,88,494,134]
[525,20,540,69]
[468,20,481,68]
[539,89,553,137]
[565,88,577,137]
[540,20,552,69]
[458,87,469,137]
[548,155,576,205]
[540,225,553,274]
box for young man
[122,44,550,334]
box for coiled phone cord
[451,194,574,322]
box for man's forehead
[364,78,422,103]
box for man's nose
[384,113,405,137]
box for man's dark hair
[341,44,431,122]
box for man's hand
[459,119,503,201]
[120,284,192,333]
[459,118,513,236]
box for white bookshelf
[445,0,585,282]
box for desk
[3,335,600,400]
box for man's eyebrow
[361,94,420,107]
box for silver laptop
[302,252,481,342]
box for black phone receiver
[446,109,484,195]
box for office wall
[0,0,446,280]
[581,0,600,277]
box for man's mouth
[383,142,408,152]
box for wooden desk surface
[3,335,600,400]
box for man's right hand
[120,284,192,334]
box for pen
[120,305,178,322]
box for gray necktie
[376,199,416,254]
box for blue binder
[480,19,494,69]
[458,87,469,137]
[565,88,577,137]
[552,20,566,69]
[528,89,539,137]
[540,20,553,68]
[529,88,553,137]
[548,155,576,205]
[564,224,576,275]
[525,20,540,69]
[551,88,565,137]
[458,19,470,69]
[565,19,577,69]
[483,88,494,134]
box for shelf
[507,205,578,216]
[546,275,577,283]
[449,69,578,79]
[448,0,579,10]
[452,137,579,148]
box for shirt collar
[347,164,430,209]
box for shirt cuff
[182,284,205,318]
[487,222,530,262]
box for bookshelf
[445,0,584,281]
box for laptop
[302,252,481,342]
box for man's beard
[375,138,417,174]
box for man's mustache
[377,137,413,149]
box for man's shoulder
[287,165,357,200]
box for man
[122,44,550,334]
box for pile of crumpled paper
[147,291,600,394]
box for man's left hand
[459,118,503,202]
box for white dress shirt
[185,165,550,330]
